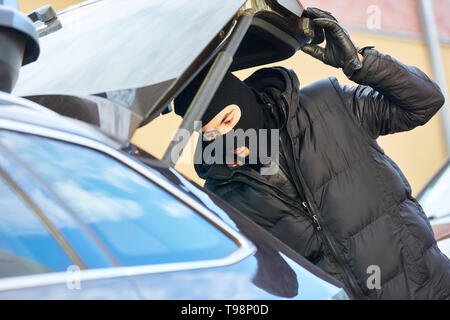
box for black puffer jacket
[195,49,450,299]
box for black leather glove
[300,7,362,77]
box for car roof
[0,91,122,149]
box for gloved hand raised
[300,7,363,77]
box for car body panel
[0,258,346,300]
[417,160,450,257]
[431,223,450,242]
[130,256,346,300]
[417,160,450,223]
[0,276,141,299]
[434,238,450,259]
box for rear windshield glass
[0,130,238,267]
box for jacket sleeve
[339,48,445,139]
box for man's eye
[222,115,233,124]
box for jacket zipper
[301,199,363,299]
[302,201,322,231]
[232,163,362,298]
[279,92,364,299]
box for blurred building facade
[18,0,450,194]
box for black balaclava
[174,69,265,130]
[174,69,273,166]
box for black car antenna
[161,12,253,167]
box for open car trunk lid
[12,0,246,141]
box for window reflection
[0,176,73,278]
[0,130,237,266]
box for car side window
[0,130,238,267]
[419,163,450,220]
[0,174,74,279]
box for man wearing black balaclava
[175,68,282,172]
[173,8,450,300]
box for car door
[417,161,450,258]
[0,126,258,299]
[0,160,141,299]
